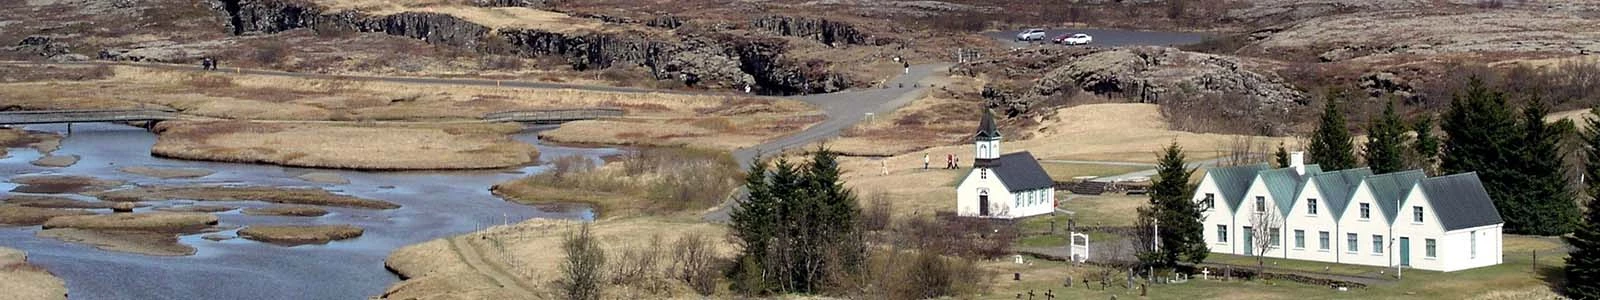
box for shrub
[609,234,663,286]
[862,191,892,232]
[252,41,290,66]
[561,224,606,300]
[669,233,720,296]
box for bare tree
[670,233,719,296]
[863,191,893,231]
[1222,136,1271,167]
[562,223,606,300]
[1249,211,1282,274]
[609,234,663,286]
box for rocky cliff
[750,15,867,46]
[208,0,855,94]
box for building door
[1400,237,1411,266]
[1242,226,1254,255]
[978,190,990,216]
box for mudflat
[151,121,539,170]
[241,205,329,217]
[42,212,219,232]
[95,186,400,209]
[37,229,197,256]
[238,225,364,246]
[118,166,217,179]
[8,175,125,194]
[1,194,120,209]
[0,205,96,225]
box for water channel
[0,123,617,300]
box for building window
[1471,231,1478,259]
[1294,230,1305,249]
[1373,235,1384,254]
[1319,231,1330,250]
[1347,233,1358,252]
[1360,203,1371,219]
[1413,206,1424,223]
[980,169,987,179]
[1203,193,1215,210]
[1426,238,1437,258]
[1269,227,1281,246]
[1217,225,1228,243]
[1256,196,1266,212]
[1308,198,1318,215]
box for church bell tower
[974,108,1001,165]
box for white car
[1016,29,1046,41]
[1057,33,1093,45]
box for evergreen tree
[1308,93,1358,171]
[1410,116,1441,174]
[729,157,774,294]
[1565,108,1600,300]
[1516,104,1578,235]
[1364,101,1408,174]
[1274,143,1291,168]
[1137,142,1205,267]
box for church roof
[988,151,1053,191]
[976,108,1000,140]
[1311,167,1374,217]
[1206,163,1271,213]
[1361,169,1426,223]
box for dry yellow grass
[1,195,120,209]
[152,121,537,170]
[0,247,68,300]
[0,205,96,226]
[830,71,981,156]
[542,111,824,150]
[41,212,219,233]
[241,205,330,217]
[238,225,364,246]
[29,154,79,167]
[1,127,62,155]
[8,175,125,194]
[381,217,733,300]
[95,185,399,209]
[36,228,196,256]
[302,0,641,34]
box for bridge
[0,109,181,125]
[481,108,625,124]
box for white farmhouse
[1192,152,1504,272]
[955,109,1055,219]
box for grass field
[998,234,1567,300]
[1040,162,1150,181]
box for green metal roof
[1258,165,1322,217]
[1208,163,1271,213]
[1310,167,1374,219]
[1361,169,1427,223]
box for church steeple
[975,108,1001,161]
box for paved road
[709,63,951,223]
[985,28,1209,49]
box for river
[0,123,619,300]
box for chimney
[1290,151,1306,175]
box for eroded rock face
[208,0,857,94]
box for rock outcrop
[207,0,857,94]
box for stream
[0,123,618,300]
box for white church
[955,109,1055,219]
[1195,152,1505,272]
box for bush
[669,233,720,296]
[561,224,606,300]
[252,41,290,66]
[608,234,663,286]
[862,192,892,231]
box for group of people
[922,153,961,170]
[200,57,218,70]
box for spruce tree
[729,157,776,294]
[1565,108,1600,299]
[1274,143,1291,168]
[1517,104,1578,235]
[1364,101,1408,174]
[1411,116,1440,174]
[1441,78,1530,234]
[1308,93,1358,171]
[1139,142,1205,267]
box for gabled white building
[1191,152,1504,272]
[955,109,1054,219]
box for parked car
[1016,29,1046,41]
[1056,33,1093,45]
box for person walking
[881,159,889,176]
[946,153,953,169]
[902,60,910,74]
[923,153,930,170]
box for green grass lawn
[1204,253,1385,277]
[1040,162,1150,181]
[989,235,1567,299]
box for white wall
[1007,188,1054,218]
[1433,225,1502,272]
[1238,176,1287,259]
[1194,174,1237,255]
[956,168,1014,218]
[1337,183,1393,267]
[1392,186,1445,271]
[1286,181,1341,263]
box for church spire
[975,108,1001,161]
